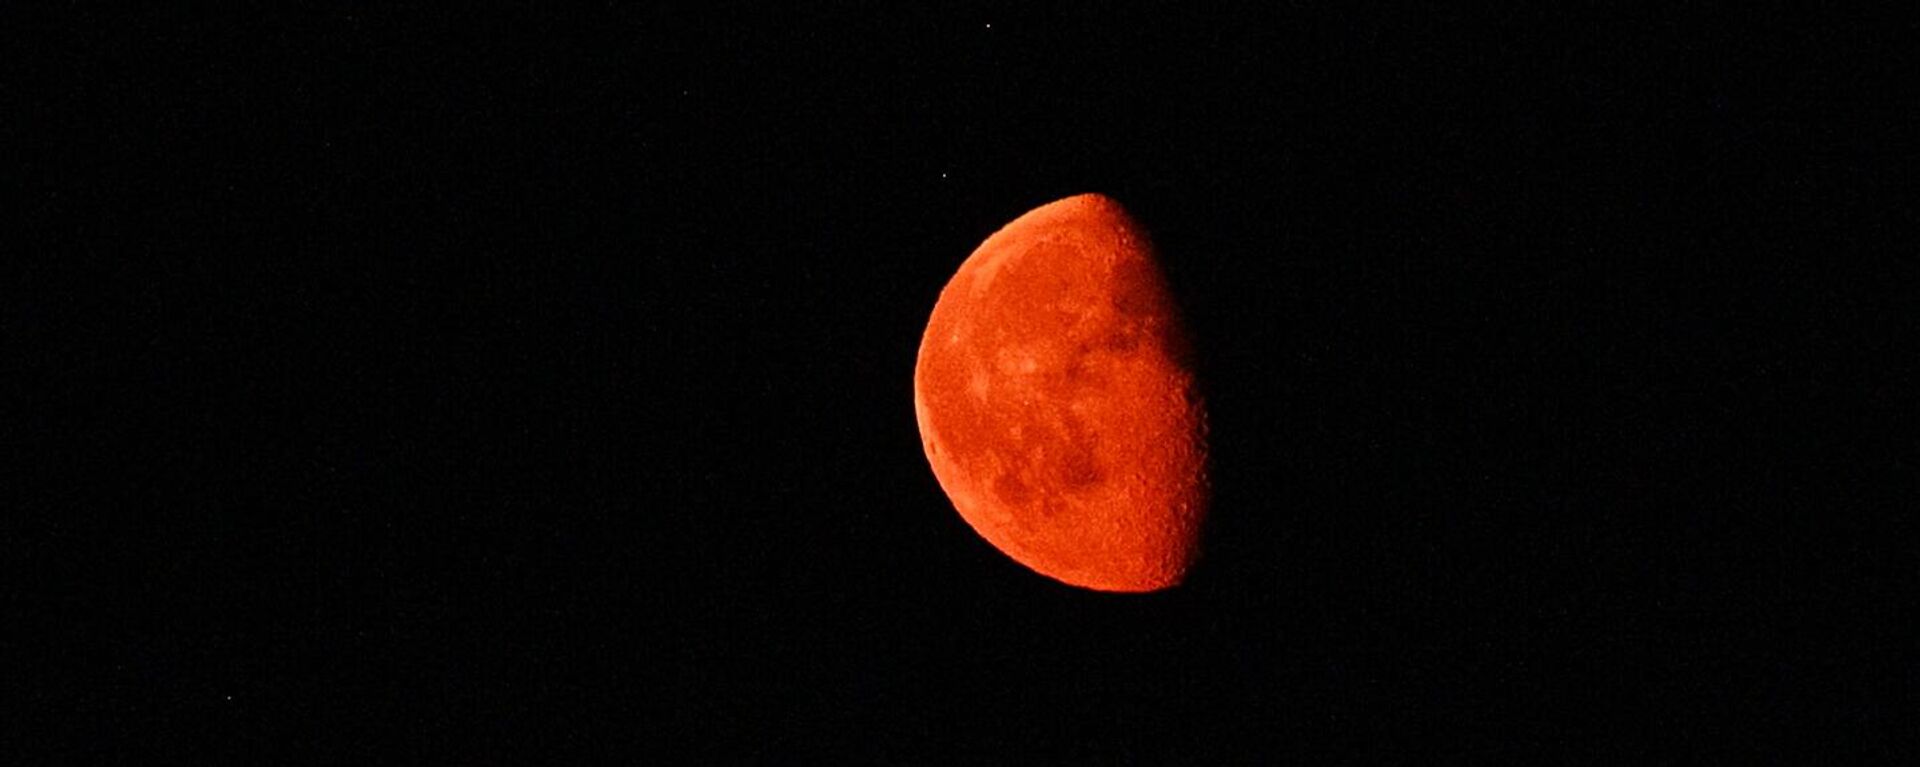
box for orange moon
[914,193,1209,592]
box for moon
[914,193,1209,592]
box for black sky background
[13,4,1912,762]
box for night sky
[15,5,1909,761]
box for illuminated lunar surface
[914,193,1209,592]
